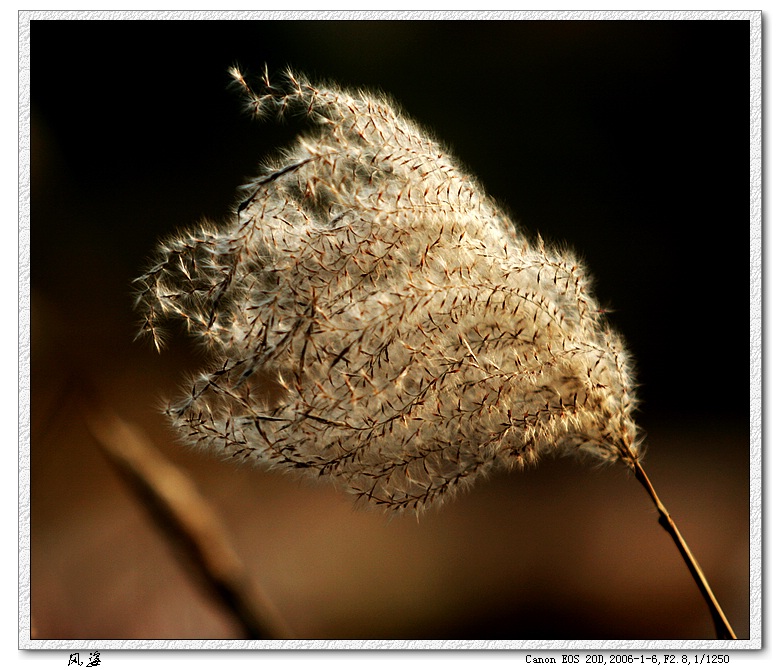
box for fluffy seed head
[134,68,643,513]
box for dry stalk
[85,406,292,639]
[633,461,736,639]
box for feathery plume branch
[135,67,641,510]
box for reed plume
[134,67,734,638]
[135,67,640,511]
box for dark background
[30,19,751,641]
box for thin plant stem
[633,461,736,640]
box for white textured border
[17,8,763,659]
[17,3,32,657]
[748,4,764,652]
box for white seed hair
[135,68,642,513]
